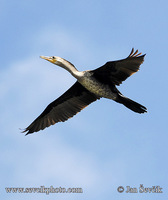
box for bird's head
[40,56,61,65]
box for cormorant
[23,48,147,135]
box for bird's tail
[117,95,147,113]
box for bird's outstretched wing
[23,81,98,135]
[93,48,145,86]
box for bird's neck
[58,59,84,79]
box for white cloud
[33,25,97,68]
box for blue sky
[1,0,168,199]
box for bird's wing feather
[93,48,145,86]
[23,81,98,135]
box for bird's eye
[52,56,55,59]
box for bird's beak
[40,56,56,64]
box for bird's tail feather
[117,95,147,113]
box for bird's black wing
[92,48,145,86]
[23,81,99,135]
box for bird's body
[23,48,147,135]
[78,71,117,100]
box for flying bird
[23,48,147,135]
